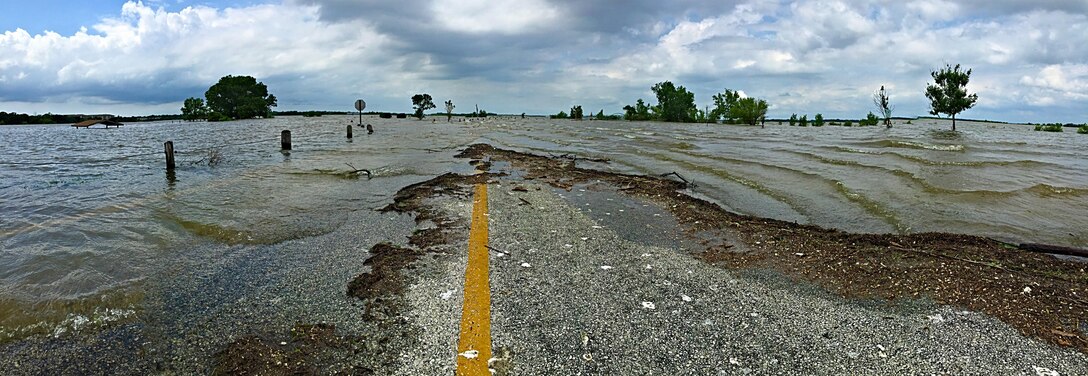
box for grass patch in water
[1034,124,1064,132]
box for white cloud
[0,1,398,111]
[1,0,1088,122]
[431,0,560,34]
[1020,64,1088,100]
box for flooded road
[1,115,1086,343]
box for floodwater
[1,115,1086,342]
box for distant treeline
[114,114,184,122]
[0,112,86,125]
[275,110,352,117]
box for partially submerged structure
[72,119,124,128]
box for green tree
[651,81,697,122]
[925,64,978,131]
[789,114,798,126]
[623,98,653,121]
[412,94,435,119]
[570,105,584,120]
[813,113,825,127]
[181,97,208,121]
[444,100,455,122]
[712,89,741,123]
[204,75,277,120]
[551,111,569,119]
[728,97,769,126]
[799,114,808,127]
[596,109,605,119]
[861,111,880,126]
[873,85,893,128]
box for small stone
[641,301,656,310]
[1033,366,1061,376]
[521,262,531,268]
[846,351,860,359]
[441,291,454,300]
[459,350,479,359]
[1023,286,1033,294]
[681,294,693,302]
[600,265,613,270]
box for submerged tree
[412,94,435,120]
[729,97,769,126]
[444,100,455,122]
[813,113,825,127]
[181,97,208,121]
[789,113,798,126]
[570,105,584,120]
[651,81,697,122]
[623,98,653,121]
[711,89,741,123]
[873,85,893,128]
[204,75,277,120]
[925,64,978,131]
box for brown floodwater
[0,115,1084,341]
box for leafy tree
[860,111,880,126]
[925,64,978,131]
[711,89,741,122]
[873,85,893,128]
[596,109,605,119]
[813,113,825,127]
[623,98,653,121]
[799,114,808,127]
[444,100,455,122]
[728,97,769,126]
[204,75,277,120]
[651,81,697,122]
[570,105,584,120]
[789,114,798,126]
[551,111,569,119]
[692,107,709,123]
[181,97,208,121]
[412,94,435,119]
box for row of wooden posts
[163,125,369,172]
[163,129,302,172]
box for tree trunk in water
[952,114,956,131]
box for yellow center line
[457,182,491,375]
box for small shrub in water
[1036,123,1064,132]
[1079,125,1088,134]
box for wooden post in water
[347,124,353,139]
[164,141,176,171]
[281,130,292,150]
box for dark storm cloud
[288,0,745,82]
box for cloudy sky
[1,0,1086,122]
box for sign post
[354,99,366,126]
